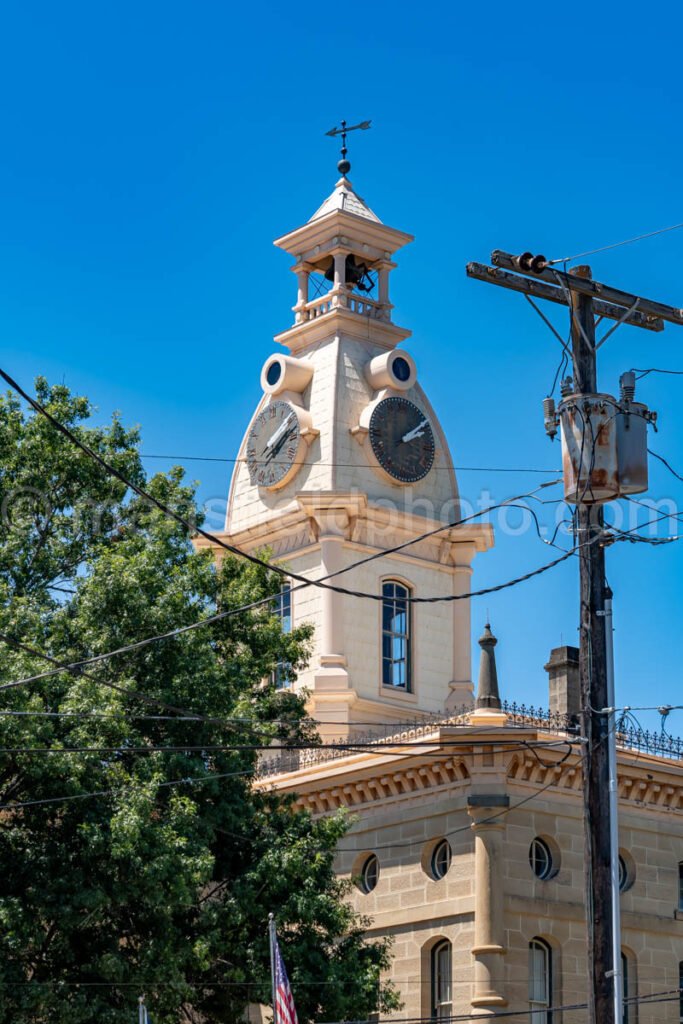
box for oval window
[529,837,554,880]
[360,854,379,894]
[618,851,635,892]
[431,840,452,880]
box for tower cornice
[274,307,411,353]
[274,209,413,258]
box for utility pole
[569,266,612,1024]
[465,250,683,1024]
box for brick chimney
[544,645,580,719]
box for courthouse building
[197,160,683,1021]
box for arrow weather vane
[325,119,371,176]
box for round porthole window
[266,360,282,386]
[431,839,451,880]
[529,837,554,880]
[392,355,412,383]
[359,854,379,894]
[618,851,635,892]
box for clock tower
[196,160,493,737]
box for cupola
[272,151,414,354]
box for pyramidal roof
[308,176,382,224]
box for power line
[0,539,577,697]
[547,218,683,265]
[632,366,683,380]
[319,988,683,1024]
[648,447,683,483]
[0,479,576,702]
[0,709,582,730]
[0,738,582,758]
[0,485,565,691]
[0,367,573,611]
[0,736,583,809]
[0,765,255,812]
[0,505,604,702]
[0,631,219,720]
[624,493,683,524]
[140,452,558,475]
[335,740,582,852]
[610,704,683,713]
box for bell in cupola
[323,253,375,293]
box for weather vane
[325,119,371,177]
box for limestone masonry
[199,169,683,1022]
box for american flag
[273,934,298,1024]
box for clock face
[246,400,302,489]
[368,396,435,483]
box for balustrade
[301,290,389,323]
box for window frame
[529,837,554,881]
[272,581,293,689]
[529,938,552,1023]
[359,854,379,895]
[381,579,412,692]
[431,940,452,1020]
[431,839,452,881]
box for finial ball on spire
[325,119,371,180]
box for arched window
[431,940,452,1020]
[621,950,638,1024]
[382,581,411,690]
[529,939,552,1022]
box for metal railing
[256,701,682,779]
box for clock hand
[265,425,297,463]
[262,413,295,457]
[401,418,428,444]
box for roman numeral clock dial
[368,396,435,483]
[246,400,305,490]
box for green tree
[0,380,399,1023]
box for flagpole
[268,913,278,1024]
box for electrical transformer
[545,373,654,504]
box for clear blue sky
[2,1,682,732]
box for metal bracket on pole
[524,294,572,355]
[596,298,641,350]
[551,270,596,353]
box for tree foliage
[0,380,399,1023]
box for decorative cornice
[287,757,470,815]
[506,751,683,811]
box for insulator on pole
[619,371,636,403]
[543,396,558,439]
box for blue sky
[2,1,682,732]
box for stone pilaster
[297,492,367,733]
[468,795,509,1011]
